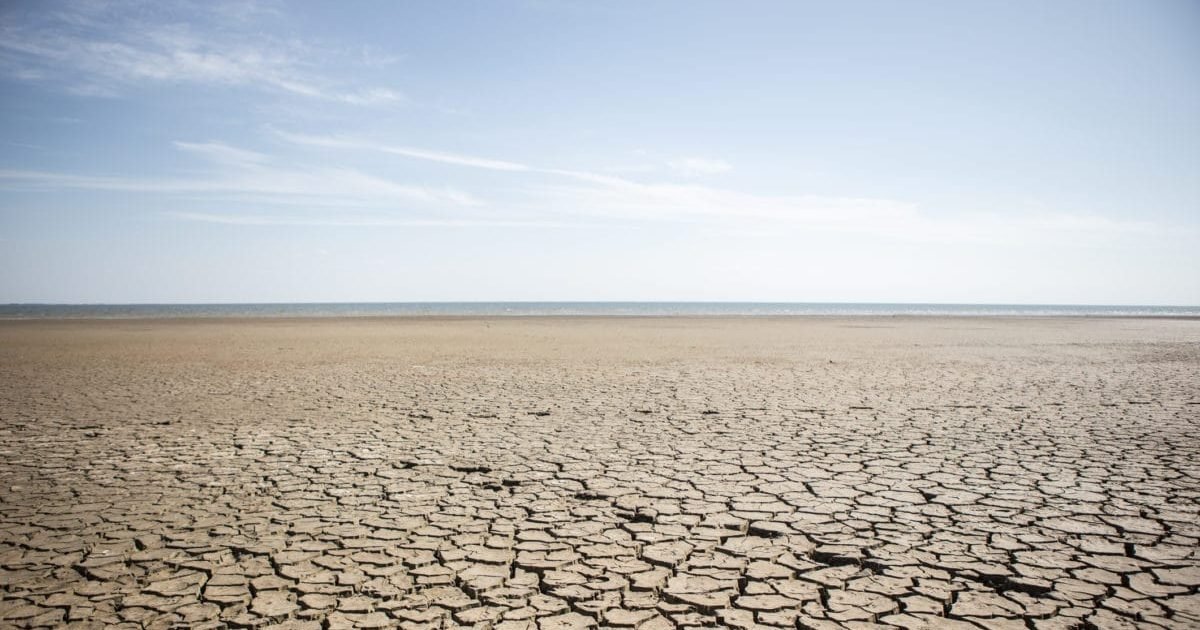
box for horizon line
[4,300,1199,308]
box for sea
[1,302,1197,319]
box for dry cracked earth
[0,317,1198,630]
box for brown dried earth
[0,317,1198,630]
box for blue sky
[1,0,1197,304]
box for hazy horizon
[2,1,1198,304]
[4,300,1200,308]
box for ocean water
[1,302,1197,319]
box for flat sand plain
[1,317,1198,629]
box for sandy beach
[1,316,1198,629]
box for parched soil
[0,317,1198,629]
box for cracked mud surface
[1,317,1198,629]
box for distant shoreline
[1,301,1198,320]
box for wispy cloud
[270,129,1158,243]
[272,129,904,227]
[168,211,582,228]
[534,178,1158,244]
[1,122,1158,244]
[0,1,403,104]
[667,157,732,177]
[274,130,720,190]
[1,167,478,206]
[173,141,268,166]
[0,136,479,207]
[274,130,532,172]
[336,87,406,106]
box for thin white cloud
[270,129,1158,243]
[275,130,683,184]
[0,2,403,105]
[667,157,732,177]
[375,146,529,172]
[337,87,407,106]
[534,178,1159,244]
[168,211,582,228]
[535,179,922,226]
[274,130,531,172]
[0,159,479,207]
[173,141,268,165]
[273,130,716,189]
[3,123,1155,244]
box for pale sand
[0,317,1198,628]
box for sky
[0,0,1197,305]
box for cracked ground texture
[1,317,1198,630]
